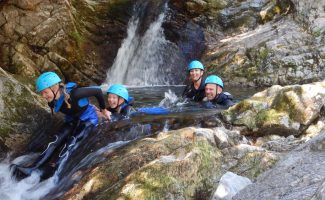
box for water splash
[159,89,179,108]
[0,140,131,200]
[0,155,56,200]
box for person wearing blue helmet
[203,75,234,108]
[12,71,110,178]
[182,60,206,102]
[106,84,135,117]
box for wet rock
[213,127,247,149]
[303,118,325,140]
[259,135,304,152]
[234,130,325,200]
[62,124,282,200]
[222,81,325,137]
[228,150,279,180]
[0,68,50,154]
[63,127,224,199]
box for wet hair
[59,83,71,109]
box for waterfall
[106,2,186,86]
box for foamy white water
[0,155,57,200]
[106,4,176,86]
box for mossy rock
[221,81,325,136]
[65,128,223,200]
[230,151,279,180]
[0,68,50,154]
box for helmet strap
[194,75,202,83]
[111,96,124,111]
[49,84,60,104]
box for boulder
[63,127,223,199]
[0,68,50,155]
[234,130,325,200]
[222,81,325,136]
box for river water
[0,86,260,200]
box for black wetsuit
[49,86,106,120]
[182,77,206,102]
[203,92,235,109]
[13,83,106,178]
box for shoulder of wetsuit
[65,82,78,93]
[182,84,192,96]
[222,92,233,100]
[128,96,135,106]
[199,76,207,90]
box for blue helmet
[205,75,224,88]
[36,72,61,92]
[187,60,205,71]
[107,84,129,101]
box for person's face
[189,69,203,82]
[108,94,125,108]
[40,85,59,102]
[205,84,219,100]
[40,88,55,102]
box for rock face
[0,0,132,86]
[62,127,278,200]
[63,127,223,199]
[234,130,325,200]
[173,0,325,87]
[222,81,325,136]
[0,68,50,154]
[1,0,323,86]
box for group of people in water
[12,60,234,179]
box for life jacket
[53,82,98,125]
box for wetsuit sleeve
[218,94,235,108]
[72,87,106,110]
[223,98,235,108]
[182,85,190,97]
[183,84,194,99]
[122,106,136,116]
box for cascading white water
[106,4,179,86]
[0,155,57,200]
[0,141,131,200]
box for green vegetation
[69,30,85,48]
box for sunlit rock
[211,171,252,200]
[234,130,325,199]
[222,81,325,137]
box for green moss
[255,109,285,127]
[0,127,11,139]
[69,30,85,48]
[222,100,253,124]
[259,47,270,60]
[230,151,279,179]
[271,88,306,122]
[236,100,252,113]
[79,128,226,199]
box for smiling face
[189,69,204,82]
[108,93,125,108]
[205,83,217,100]
[205,84,223,100]
[40,85,59,102]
